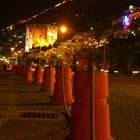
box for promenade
[0,68,140,140]
[0,69,69,140]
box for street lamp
[99,38,109,70]
[38,35,43,65]
[60,25,67,33]
[58,25,68,41]
[10,47,15,57]
[103,45,106,70]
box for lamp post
[59,25,68,41]
[39,35,42,65]
[99,38,109,70]
[10,47,15,57]
[103,45,106,70]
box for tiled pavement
[109,76,140,140]
[0,71,69,140]
[0,70,140,140]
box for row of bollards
[16,64,114,140]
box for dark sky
[0,0,140,30]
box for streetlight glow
[60,26,67,33]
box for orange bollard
[52,66,72,105]
[34,66,43,85]
[94,71,113,140]
[70,70,113,140]
[25,66,33,82]
[41,66,56,96]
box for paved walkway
[109,76,140,140]
[0,69,140,140]
[0,70,69,140]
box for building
[25,24,58,52]
[112,5,140,37]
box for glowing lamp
[123,15,130,26]
[60,26,67,33]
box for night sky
[0,0,140,30]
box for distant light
[10,47,15,52]
[104,70,109,73]
[13,34,16,37]
[8,39,12,42]
[57,54,62,58]
[76,61,79,65]
[99,44,103,47]
[131,31,136,36]
[100,69,104,71]
[18,41,23,44]
[123,15,130,26]
[76,14,79,17]
[34,63,37,67]
[134,17,137,20]
[9,25,13,30]
[129,5,134,11]
[132,71,140,74]
[60,26,67,33]
[114,70,119,73]
[18,50,21,54]
[90,27,94,30]
[100,69,109,72]
[131,31,134,34]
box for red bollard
[34,66,43,85]
[52,66,72,105]
[70,70,113,140]
[41,66,56,96]
[25,66,33,82]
